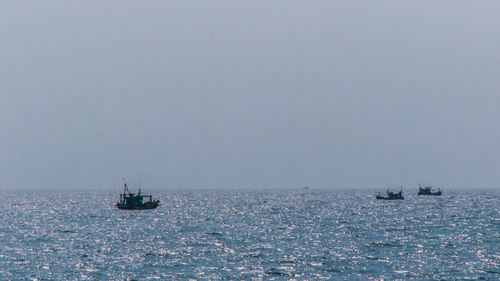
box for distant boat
[417,183,442,196]
[116,180,159,210]
[376,187,404,200]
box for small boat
[376,187,404,200]
[116,180,159,210]
[417,183,442,196]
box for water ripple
[0,188,498,280]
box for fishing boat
[417,183,442,196]
[376,187,404,200]
[116,180,159,210]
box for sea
[0,188,498,280]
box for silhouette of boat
[376,187,404,200]
[417,183,442,196]
[116,180,159,210]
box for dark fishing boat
[116,180,159,210]
[376,187,404,200]
[417,183,442,196]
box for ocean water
[0,188,498,280]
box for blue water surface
[0,188,498,280]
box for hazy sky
[1,1,499,189]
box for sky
[1,1,500,189]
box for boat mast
[123,178,129,195]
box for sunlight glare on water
[0,188,498,280]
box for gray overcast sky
[1,1,499,189]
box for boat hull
[376,195,404,200]
[418,188,442,196]
[417,192,442,196]
[116,201,159,210]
